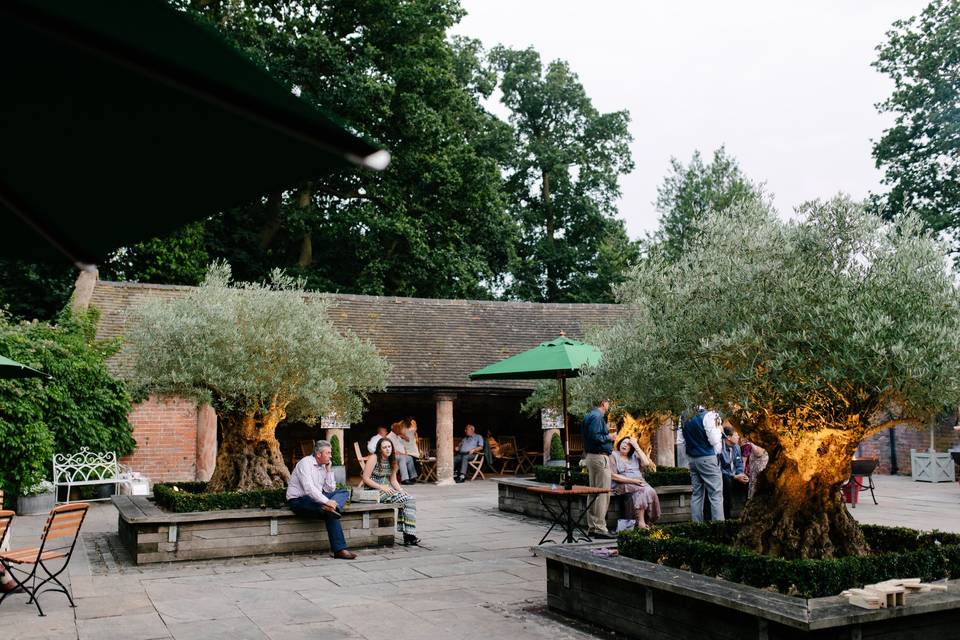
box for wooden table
[516,450,541,474]
[417,456,438,483]
[525,485,610,544]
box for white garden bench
[53,448,129,503]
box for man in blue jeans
[286,440,356,559]
[681,408,724,522]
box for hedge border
[618,521,960,598]
[533,464,691,487]
[153,482,287,513]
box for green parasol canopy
[1,0,389,266]
[470,335,602,480]
[0,355,50,380]
[468,336,602,381]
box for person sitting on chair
[286,440,356,560]
[453,424,484,483]
[388,421,418,485]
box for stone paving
[2,474,959,639]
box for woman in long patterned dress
[609,437,661,529]
[362,437,420,545]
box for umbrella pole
[561,375,572,490]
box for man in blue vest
[681,407,724,521]
[581,399,615,539]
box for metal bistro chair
[843,458,879,508]
[0,503,89,616]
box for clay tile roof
[89,280,628,391]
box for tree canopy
[590,195,960,557]
[492,46,637,302]
[128,263,387,424]
[872,0,960,254]
[650,146,763,262]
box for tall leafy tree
[590,196,960,559]
[110,0,516,300]
[491,46,637,303]
[872,0,960,253]
[0,259,76,322]
[651,146,763,262]
[127,263,388,492]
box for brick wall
[121,395,200,484]
[859,421,960,475]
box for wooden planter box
[498,477,726,529]
[537,544,960,640]
[911,450,956,483]
[113,495,397,564]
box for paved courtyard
[3,474,960,640]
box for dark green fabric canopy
[469,336,602,381]
[0,355,50,380]
[470,336,602,472]
[1,0,389,266]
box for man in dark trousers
[581,399,615,539]
[681,408,724,522]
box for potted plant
[17,479,56,515]
[330,434,346,485]
[546,432,566,467]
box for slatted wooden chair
[492,435,520,475]
[453,437,486,481]
[0,502,89,616]
[0,508,13,563]
[353,441,375,486]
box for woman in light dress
[609,437,661,529]
[362,437,420,545]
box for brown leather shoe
[332,549,357,560]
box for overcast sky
[452,1,929,240]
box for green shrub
[549,433,565,461]
[153,481,287,513]
[330,434,342,466]
[618,521,960,598]
[0,307,135,496]
[533,464,691,487]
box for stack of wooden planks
[841,578,948,609]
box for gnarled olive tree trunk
[616,413,665,461]
[735,419,866,559]
[207,407,290,493]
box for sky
[452,1,929,240]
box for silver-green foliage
[591,196,960,431]
[127,263,388,423]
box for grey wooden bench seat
[113,495,396,564]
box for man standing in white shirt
[680,408,724,522]
[286,440,356,559]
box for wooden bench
[53,448,128,503]
[114,495,397,564]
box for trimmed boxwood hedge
[534,464,691,488]
[618,521,960,598]
[153,481,287,513]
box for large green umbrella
[1,0,389,266]
[0,355,50,380]
[470,335,602,475]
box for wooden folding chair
[353,441,374,486]
[0,503,89,616]
[493,436,520,475]
[467,452,485,480]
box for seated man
[286,440,356,559]
[367,425,389,454]
[453,423,484,483]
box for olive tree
[590,196,960,558]
[127,263,388,492]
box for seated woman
[609,436,661,529]
[362,437,420,545]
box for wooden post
[435,393,456,485]
[654,416,676,467]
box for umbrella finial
[559,329,566,337]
